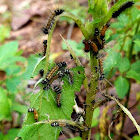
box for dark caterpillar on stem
[112,1,134,18]
[42,9,65,35]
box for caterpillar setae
[28,108,39,122]
[51,121,68,127]
[112,1,134,18]
[54,86,62,107]
[100,22,110,40]
[42,9,65,35]
[41,62,67,85]
[43,40,47,56]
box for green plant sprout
[16,0,140,140]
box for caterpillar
[54,86,62,107]
[51,121,68,127]
[100,22,110,40]
[83,40,90,52]
[57,69,73,84]
[112,1,134,18]
[42,9,65,35]
[88,40,98,54]
[43,40,47,56]
[39,69,44,77]
[41,62,67,85]
[42,68,73,90]
[28,108,38,122]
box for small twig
[34,119,89,132]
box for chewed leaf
[18,66,85,140]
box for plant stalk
[82,50,98,140]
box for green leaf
[131,7,140,22]
[62,40,84,57]
[104,29,112,40]
[106,34,118,43]
[91,107,100,127]
[5,65,21,76]
[85,20,94,34]
[3,128,20,140]
[22,55,40,80]
[126,70,140,82]
[110,22,125,29]
[0,25,10,42]
[6,77,21,93]
[114,76,129,99]
[0,132,3,140]
[88,0,108,20]
[0,41,18,64]
[131,60,140,74]
[104,49,121,73]
[18,66,85,140]
[18,124,60,140]
[0,56,26,70]
[67,137,82,140]
[0,87,11,121]
[133,136,140,140]
[133,39,140,47]
[117,14,128,26]
[116,57,130,73]
[11,103,28,114]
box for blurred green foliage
[60,0,87,24]
[0,41,28,138]
[0,25,10,43]
[104,2,140,100]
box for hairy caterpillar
[28,108,38,122]
[100,22,110,40]
[51,121,68,127]
[41,62,67,85]
[112,1,134,18]
[42,9,65,35]
[54,86,62,107]
[43,40,47,56]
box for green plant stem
[60,35,89,91]
[44,22,56,76]
[60,12,89,39]
[120,23,139,136]
[34,119,88,131]
[82,50,98,140]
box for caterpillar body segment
[112,1,134,18]
[39,69,44,77]
[42,9,64,35]
[54,86,62,107]
[51,121,68,127]
[88,40,98,54]
[28,108,39,122]
[100,22,110,40]
[41,62,67,85]
[43,40,47,56]
[83,40,90,52]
